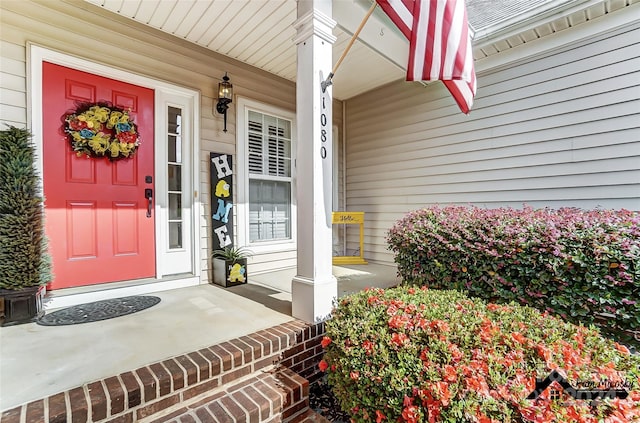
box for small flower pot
[212,258,248,287]
[0,285,45,326]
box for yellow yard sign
[332,212,367,265]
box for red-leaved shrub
[386,206,640,334]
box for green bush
[0,126,51,290]
[321,286,640,423]
[386,206,640,334]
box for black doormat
[37,295,161,326]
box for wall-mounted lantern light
[216,72,233,133]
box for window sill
[245,240,296,255]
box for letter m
[213,199,233,224]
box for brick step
[1,320,327,423]
[148,367,309,423]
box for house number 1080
[320,95,328,159]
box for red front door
[42,62,156,289]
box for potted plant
[0,126,52,326]
[211,246,252,287]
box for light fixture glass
[216,73,233,132]
[218,73,233,101]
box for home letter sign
[210,153,233,250]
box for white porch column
[291,0,337,322]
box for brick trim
[1,320,327,423]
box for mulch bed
[309,379,350,423]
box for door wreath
[64,102,140,160]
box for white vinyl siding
[0,41,27,126]
[344,20,640,264]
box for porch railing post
[291,0,338,322]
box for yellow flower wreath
[64,103,140,161]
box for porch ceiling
[83,0,631,101]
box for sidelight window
[167,106,183,249]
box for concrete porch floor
[0,263,399,412]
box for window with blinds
[247,111,292,242]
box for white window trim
[236,97,297,254]
[154,94,198,277]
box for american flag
[376,0,477,114]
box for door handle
[145,189,153,218]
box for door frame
[28,44,202,307]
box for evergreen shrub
[0,126,51,290]
[321,286,640,422]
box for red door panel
[42,62,155,289]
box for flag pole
[321,1,378,92]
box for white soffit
[85,0,299,79]
[83,0,636,100]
